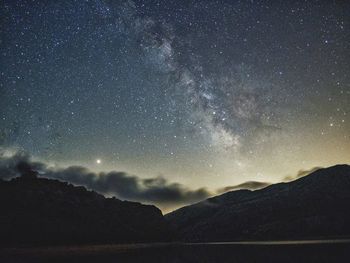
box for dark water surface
[1,240,350,263]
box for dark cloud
[0,151,211,209]
[0,151,45,180]
[284,166,323,181]
[2,150,324,212]
[217,181,270,194]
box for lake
[1,240,349,262]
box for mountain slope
[0,175,172,247]
[165,165,350,241]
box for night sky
[1,0,349,211]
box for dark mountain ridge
[1,164,349,246]
[165,164,350,242]
[0,174,172,247]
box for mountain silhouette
[1,165,349,247]
[0,173,172,247]
[165,165,350,242]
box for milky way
[0,0,349,210]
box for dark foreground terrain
[166,165,350,241]
[0,163,349,249]
[0,163,172,246]
[1,240,350,263]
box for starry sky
[1,0,349,211]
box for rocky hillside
[165,165,350,242]
[0,172,172,247]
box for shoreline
[1,238,350,255]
